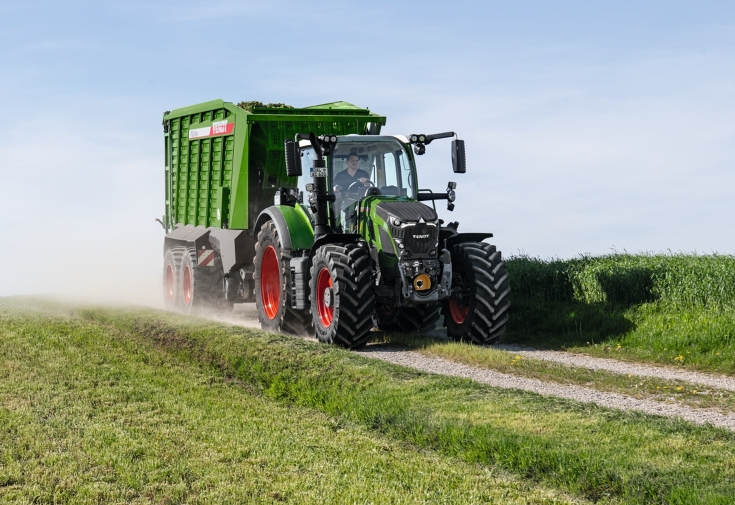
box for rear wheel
[180,248,231,315]
[162,248,185,310]
[443,242,510,344]
[253,221,311,335]
[310,242,374,349]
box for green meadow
[3,300,734,504]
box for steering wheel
[347,179,374,195]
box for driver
[333,153,370,192]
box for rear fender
[254,205,314,252]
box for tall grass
[507,253,735,309]
[504,254,735,372]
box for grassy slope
[0,302,581,504]
[505,254,735,374]
[70,306,735,504]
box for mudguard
[254,205,314,252]
[208,228,250,273]
[163,225,210,255]
[445,232,494,249]
[308,234,362,262]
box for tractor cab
[296,136,418,234]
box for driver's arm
[333,170,348,192]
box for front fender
[445,232,494,249]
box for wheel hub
[316,268,334,328]
[261,245,281,320]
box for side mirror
[284,139,302,177]
[451,139,466,173]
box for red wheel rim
[261,245,281,320]
[449,298,470,324]
[165,264,175,300]
[183,265,192,304]
[316,268,334,328]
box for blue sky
[0,1,733,301]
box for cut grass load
[72,305,735,504]
[0,303,578,504]
[504,253,735,374]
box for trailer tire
[374,304,442,335]
[163,247,185,311]
[179,248,231,315]
[443,242,510,345]
[311,242,374,349]
[254,220,311,335]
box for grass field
[4,300,735,503]
[0,300,580,504]
[503,253,735,374]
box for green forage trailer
[161,99,510,348]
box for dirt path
[360,346,735,431]
[494,344,735,392]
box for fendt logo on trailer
[188,120,234,140]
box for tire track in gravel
[494,344,735,392]
[359,346,735,431]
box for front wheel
[310,242,374,349]
[443,242,510,345]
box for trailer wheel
[180,248,231,315]
[253,221,311,335]
[310,242,374,349]
[163,247,185,310]
[374,304,442,335]
[443,242,510,345]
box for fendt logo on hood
[413,234,430,239]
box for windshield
[330,137,415,198]
[328,137,415,232]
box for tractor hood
[375,201,438,224]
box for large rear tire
[163,247,185,311]
[443,242,510,345]
[310,242,374,349]
[180,248,232,315]
[253,221,311,335]
[374,303,442,335]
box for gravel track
[494,344,735,392]
[360,346,735,431]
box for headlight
[392,217,401,226]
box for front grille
[398,223,437,255]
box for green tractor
[161,100,510,348]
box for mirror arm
[424,131,455,144]
[417,193,449,201]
